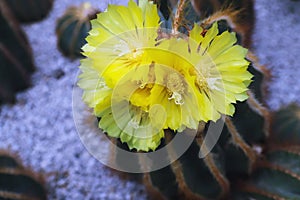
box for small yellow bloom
[187,22,252,121]
[78,0,252,151]
[79,0,165,151]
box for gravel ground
[253,0,300,110]
[0,0,299,199]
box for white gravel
[253,0,300,110]
[0,0,299,199]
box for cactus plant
[112,96,300,200]
[76,0,300,199]
[271,103,300,144]
[3,0,54,23]
[56,3,100,59]
[232,145,300,199]
[0,150,47,200]
[0,1,35,104]
[139,2,300,199]
[191,0,255,48]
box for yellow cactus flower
[78,0,252,151]
[180,22,252,122]
[79,0,165,151]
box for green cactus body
[111,95,269,199]
[0,150,47,200]
[3,0,53,23]
[191,0,254,17]
[139,95,300,200]
[112,138,143,181]
[153,0,173,20]
[233,146,300,199]
[147,165,179,199]
[271,104,300,144]
[191,0,255,48]
[0,2,35,104]
[56,3,99,59]
[231,105,300,199]
[155,0,255,48]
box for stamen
[196,75,209,93]
[166,73,185,105]
[139,83,146,89]
[131,49,143,59]
[168,92,184,105]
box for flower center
[166,73,185,105]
